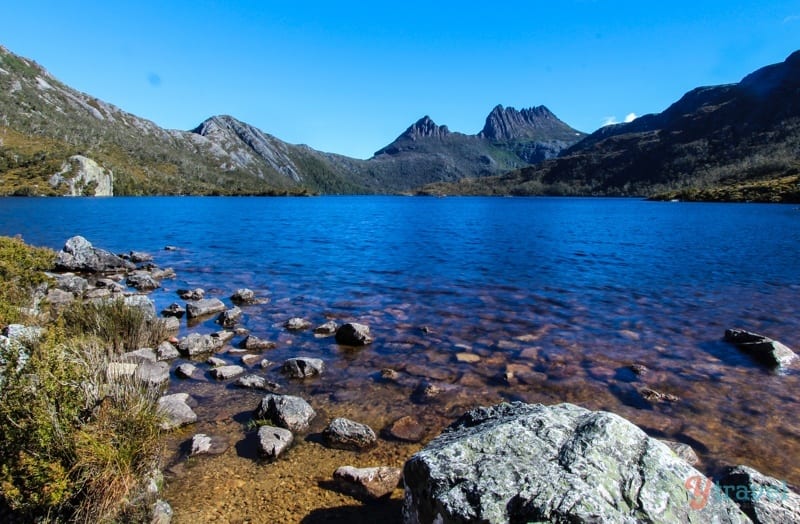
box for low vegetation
[0,236,164,522]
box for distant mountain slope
[426,50,800,202]
[0,44,583,196]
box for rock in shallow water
[282,357,324,378]
[257,425,293,460]
[335,322,374,346]
[185,298,226,319]
[157,393,197,430]
[323,418,377,450]
[254,394,316,433]
[402,402,749,524]
[333,465,403,500]
[718,465,800,524]
[724,328,798,369]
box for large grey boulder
[254,394,316,433]
[403,402,750,524]
[724,329,798,368]
[718,465,800,523]
[54,236,134,273]
[185,298,226,319]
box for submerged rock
[254,394,316,433]
[724,329,798,368]
[235,374,281,391]
[189,433,229,456]
[178,288,205,300]
[384,415,426,443]
[333,466,403,500]
[210,365,245,380]
[217,306,242,328]
[314,320,339,337]
[322,418,377,450]
[240,335,276,351]
[257,425,293,460]
[718,465,800,523]
[402,402,749,524]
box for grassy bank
[0,236,165,522]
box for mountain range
[424,50,800,202]
[1,44,799,201]
[0,44,583,196]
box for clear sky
[3,1,799,158]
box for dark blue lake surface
[2,196,799,484]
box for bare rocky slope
[0,45,583,196]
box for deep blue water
[1,196,799,483]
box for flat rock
[186,298,226,319]
[335,322,374,346]
[323,418,377,450]
[718,464,800,523]
[210,365,245,380]
[189,433,229,456]
[282,357,324,378]
[235,374,281,391]
[403,402,749,524]
[135,360,170,387]
[157,393,197,430]
[724,328,798,368]
[257,425,293,460]
[333,466,403,500]
[384,415,425,443]
[254,394,316,433]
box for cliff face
[48,155,113,196]
[479,105,580,142]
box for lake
[1,196,799,493]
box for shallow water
[2,196,799,512]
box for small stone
[630,363,649,376]
[333,466,403,500]
[230,288,258,305]
[178,288,205,300]
[383,415,425,443]
[175,363,197,379]
[380,368,400,381]
[129,251,154,263]
[660,440,699,465]
[185,298,226,319]
[218,307,243,328]
[260,359,272,369]
[254,394,316,432]
[164,245,178,251]
[335,322,374,346]
[210,365,245,380]
[241,354,262,366]
[455,352,481,363]
[190,433,229,456]
[257,425,293,460]
[207,356,227,367]
[235,375,281,391]
[157,393,197,430]
[314,320,339,336]
[240,335,276,351]
[282,357,324,378]
[284,317,312,331]
[126,270,160,291]
[323,418,377,450]
[161,303,186,318]
[157,341,180,361]
[639,387,680,403]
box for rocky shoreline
[4,235,799,523]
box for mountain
[425,51,800,202]
[0,44,585,196]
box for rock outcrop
[48,155,113,196]
[403,402,749,523]
[54,236,134,273]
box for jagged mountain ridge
[0,44,584,195]
[425,50,800,202]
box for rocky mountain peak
[479,105,575,141]
[403,116,451,140]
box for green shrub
[0,235,55,325]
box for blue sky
[4,1,799,158]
